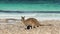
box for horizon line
[0,10,60,13]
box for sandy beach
[0,19,60,34]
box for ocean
[0,3,60,11]
[0,3,60,21]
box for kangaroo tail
[40,24,52,26]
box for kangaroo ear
[21,16,25,18]
[21,16,25,21]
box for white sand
[0,19,60,34]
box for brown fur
[21,16,43,29]
[21,16,52,29]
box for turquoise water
[0,3,60,11]
[0,3,60,20]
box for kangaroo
[21,16,52,30]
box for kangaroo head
[21,16,25,21]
